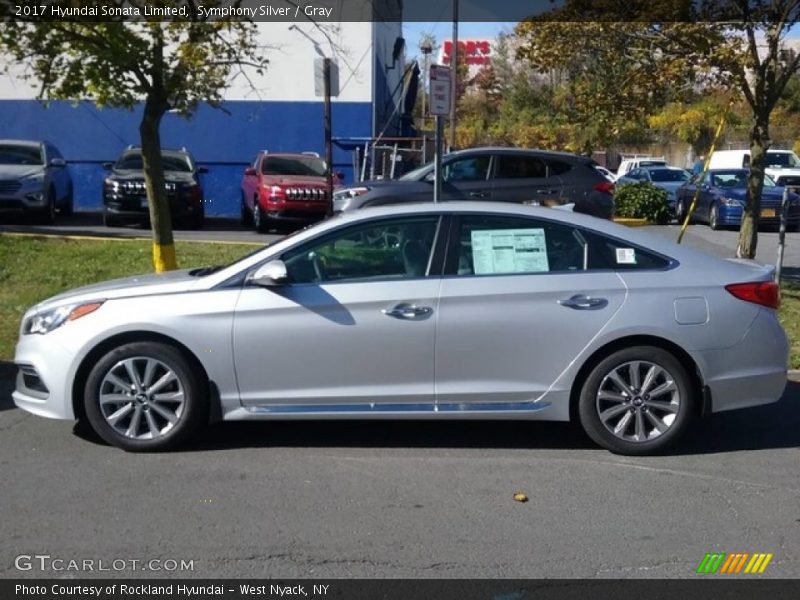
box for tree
[0,4,270,271]
[515,0,800,258]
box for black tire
[709,203,722,230]
[577,346,694,455]
[36,188,57,224]
[240,193,253,227]
[83,341,208,452]
[253,199,269,233]
[188,206,205,230]
[102,209,119,228]
[675,197,685,223]
[61,183,74,216]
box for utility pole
[323,57,333,217]
[448,0,458,151]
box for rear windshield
[649,169,690,182]
[116,152,193,172]
[262,156,327,177]
[0,144,43,165]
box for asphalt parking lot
[1,214,799,579]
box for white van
[616,156,667,178]
[708,149,800,186]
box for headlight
[720,196,744,207]
[23,301,104,335]
[335,187,371,200]
[21,172,45,185]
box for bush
[613,181,671,224]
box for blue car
[616,166,692,214]
[675,169,800,230]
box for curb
[613,218,651,227]
[0,231,262,247]
[789,370,800,383]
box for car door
[491,153,562,204]
[232,214,444,409]
[434,213,627,410]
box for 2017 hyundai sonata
[13,202,788,454]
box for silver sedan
[13,202,788,454]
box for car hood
[718,187,788,204]
[111,170,196,184]
[0,164,44,178]
[341,178,422,191]
[31,269,203,314]
[264,175,327,187]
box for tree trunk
[737,113,770,259]
[139,94,175,272]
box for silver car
[0,139,73,222]
[13,202,788,454]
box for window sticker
[616,247,637,264]
[471,228,549,274]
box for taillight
[725,281,780,309]
[593,181,615,194]
[188,185,202,205]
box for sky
[402,21,514,60]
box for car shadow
[163,381,800,455]
[0,211,251,237]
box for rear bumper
[701,308,788,413]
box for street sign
[429,64,451,116]
[314,58,339,97]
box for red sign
[442,39,492,65]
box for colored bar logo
[696,552,773,574]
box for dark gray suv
[333,147,614,217]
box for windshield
[765,152,800,168]
[707,170,777,187]
[398,161,433,181]
[116,152,193,172]
[262,156,327,177]
[0,144,43,165]
[649,169,690,182]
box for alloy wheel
[98,356,186,440]
[595,360,681,443]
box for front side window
[443,156,491,182]
[282,216,440,284]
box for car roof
[447,146,592,163]
[0,139,44,147]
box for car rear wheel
[709,203,722,230]
[83,342,208,452]
[675,197,686,223]
[253,199,269,233]
[577,346,693,455]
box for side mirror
[248,259,288,287]
[197,166,208,174]
[102,162,113,171]
[244,167,257,177]
[50,158,67,168]
[335,171,345,180]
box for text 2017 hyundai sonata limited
[13,202,788,454]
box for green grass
[779,281,800,369]
[1,234,799,369]
[0,235,257,359]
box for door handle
[469,191,490,198]
[382,303,433,320]
[536,189,559,195]
[558,294,608,310]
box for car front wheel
[577,346,693,455]
[83,342,208,452]
[709,203,722,230]
[253,199,269,233]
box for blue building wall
[0,99,372,216]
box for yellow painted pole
[677,98,735,244]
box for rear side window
[451,215,672,275]
[583,231,671,270]
[495,155,548,179]
[546,160,573,175]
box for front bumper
[258,198,329,222]
[12,332,78,420]
[103,193,202,223]
[0,186,48,212]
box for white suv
[708,149,800,187]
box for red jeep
[240,152,341,232]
